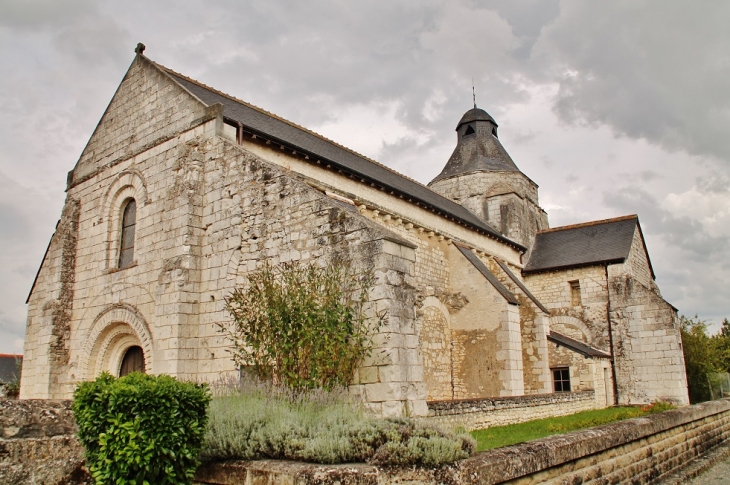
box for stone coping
[459,398,730,483]
[427,390,595,415]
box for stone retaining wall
[3,398,729,484]
[0,399,90,484]
[194,399,730,485]
[424,391,596,430]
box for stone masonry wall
[424,391,596,431]
[608,271,689,405]
[0,399,89,485]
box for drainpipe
[235,121,243,145]
[605,265,620,406]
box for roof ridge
[154,62,429,189]
[538,214,638,234]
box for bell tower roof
[456,107,497,130]
[429,106,520,184]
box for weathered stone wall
[428,171,548,255]
[0,399,89,485]
[424,391,596,431]
[608,271,689,405]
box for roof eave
[523,258,626,275]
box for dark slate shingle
[524,216,639,274]
[548,332,611,359]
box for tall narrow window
[569,280,581,306]
[118,199,136,269]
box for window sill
[108,260,138,274]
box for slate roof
[456,107,497,129]
[524,215,651,275]
[455,245,519,305]
[156,62,524,251]
[430,107,520,183]
[495,260,550,313]
[547,332,611,359]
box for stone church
[20,45,689,418]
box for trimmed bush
[73,372,210,485]
[200,378,474,467]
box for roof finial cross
[472,78,477,109]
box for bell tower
[428,107,548,255]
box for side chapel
[20,45,689,417]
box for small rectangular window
[553,367,571,392]
[569,280,581,306]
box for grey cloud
[535,1,730,161]
[603,186,729,264]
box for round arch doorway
[119,346,146,377]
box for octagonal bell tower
[428,107,548,256]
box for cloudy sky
[0,0,728,353]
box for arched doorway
[119,346,145,376]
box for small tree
[220,260,384,391]
[680,315,721,403]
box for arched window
[118,199,136,269]
[119,346,145,376]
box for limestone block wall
[608,271,689,405]
[446,245,524,399]
[428,171,548,253]
[71,56,209,183]
[424,391,596,431]
[524,266,611,349]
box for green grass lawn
[471,403,673,452]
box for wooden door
[119,346,145,376]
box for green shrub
[220,260,385,391]
[73,372,210,485]
[200,378,474,467]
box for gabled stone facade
[20,47,689,416]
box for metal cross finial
[472,78,476,109]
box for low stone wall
[0,399,90,484]
[194,398,730,485]
[424,390,596,430]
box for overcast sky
[1,0,728,354]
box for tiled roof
[547,332,611,359]
[155,61,525,251]
[455,245,519,305]
[524,215,639,274]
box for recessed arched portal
[119,345,145,376]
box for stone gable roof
[156,61,525,252]
[524,215,647,274]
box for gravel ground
[685,459,730,485]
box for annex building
[20,45,689,419]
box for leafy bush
[220,261,384,391]
[200,377,474,467]
[73,372,210,485]
[680,315,721,403]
